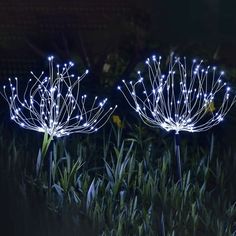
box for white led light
[1,56,116,137]
[118,53,236,133]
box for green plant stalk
[37,132,54,178]
[42,132,54,159]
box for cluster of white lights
[2,56,116,137]
[118,53,236,134]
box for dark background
[1,0,236,132]
[0,0,236,79]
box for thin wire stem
[175,132,182,189]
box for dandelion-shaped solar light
[118,53,236,186]
[1,56,116,158]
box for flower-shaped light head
[118,54,236,134]
[2,56,116,137]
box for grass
[0,119,236,235]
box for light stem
[42,131,54,159]
[174,132,182,189]
[37,132,54,179]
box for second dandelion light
[118,53,236,187]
